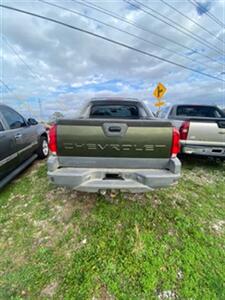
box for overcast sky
[0,0,225,119]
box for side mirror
[27,118,38,126]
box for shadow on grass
[0,159,46,194]
[179,154,224,170]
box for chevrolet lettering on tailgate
[63,143,167,152]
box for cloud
[195,1,212,16]
[1,0,224,119]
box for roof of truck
[89,97,144,107]
[172,104,219,108]
[90,97,139,102]
[89,97,142,105]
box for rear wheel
[37,136,49,159]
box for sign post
[153,82,167,115]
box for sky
[0,0,225,120]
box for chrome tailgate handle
[102,123,128,137]
[108,126,121,133]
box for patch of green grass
[0,158,224,299]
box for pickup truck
[0,104,49,189]
[158,104,225,158]
[47,98,181,192]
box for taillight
[171,127,180,157]
[49,124,57,154]
[180,120,190,140]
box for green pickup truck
[47,98,181,192]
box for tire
[37,136,49,159]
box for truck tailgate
[56,119,173,159]
[48,118,181,192]
[187,118,225,146]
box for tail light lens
[49,124,57,154]
[171,127,180,157]
[180,121,190,140]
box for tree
[50,112,64,124]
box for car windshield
[176,105,224,118]
[90,104,140,119]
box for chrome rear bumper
[181,144,225,157]
[47,156,181,193]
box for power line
[0,78,13,93]
[2,36,47,110]
[1,4,224,83]
[188,0,225,28]
[75,0,224,67]
[126,0,223,55]
[0,78,24,104]
[77,0,196,53]
[0,79,12,104]
[160,0,225,44]
[0,48,40,113]
[38,0,211,69]
[2,35,42,80]
[0,79,36,115]
[1,38,42,108]
[129,0,224,54]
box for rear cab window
[176,105,225,118]
[90,104,142,119]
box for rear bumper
[47,156,181,192]
[181,143,225,157]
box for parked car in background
[0,104,49,189]
[47,97,181,193]
[158,104,225,159]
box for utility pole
[38,98,43,121]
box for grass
[0,157,224,299]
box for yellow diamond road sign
[153,82,167,99]
[154,101,165,107]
